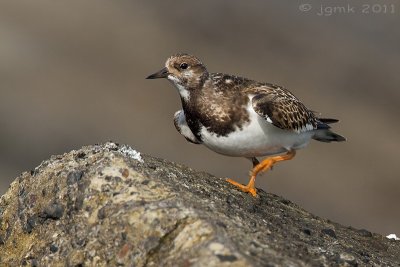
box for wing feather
[251,87,318,133]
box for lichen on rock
[0,142,399,266]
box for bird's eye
[179,63,188,70]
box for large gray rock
[0,143,399,266]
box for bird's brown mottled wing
[251,87,318,133]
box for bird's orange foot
[225,151,296,197]
[226,178,257,197]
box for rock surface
[0,142,399,266]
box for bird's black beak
[146,67,169,79]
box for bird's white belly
[200,107,313,157]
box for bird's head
[146,54,209,100]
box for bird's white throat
[168,75,190,101]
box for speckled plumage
[147,53,345,158]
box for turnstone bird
[147,54,345,197]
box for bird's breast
[183,91,250,139]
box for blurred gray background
[1,0,399,235]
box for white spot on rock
[119,145,144,163]
[386,234,400,240]
[209,242,225,252]
[104,142,119,150]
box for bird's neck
[174,72,209,104]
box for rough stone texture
[0,142,399,266]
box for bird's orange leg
[226,150,296,197]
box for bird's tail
[313,118,346,142]
[313,129,346,142]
